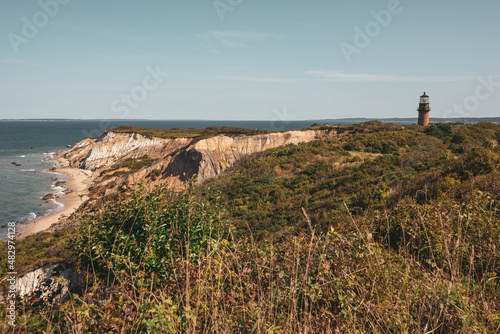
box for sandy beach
[18,157,92,239]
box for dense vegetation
[1,122,500,333]
[210,122,499,237]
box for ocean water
[0,119,317,241]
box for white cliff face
[60,137,98,168]
[15,263,77,303]
[63,132,192,171]
[191,130,322,182]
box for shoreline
[17,155,92,239]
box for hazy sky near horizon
[1,0,499,120]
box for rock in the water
[43,194,55,201]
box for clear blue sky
[1,0,499,120]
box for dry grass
[4,203,499,333]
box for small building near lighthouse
[417,92,431,126]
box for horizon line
[2,116,500,122]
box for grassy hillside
[1,122,500,333]
[209,122,499,236]
[108,125,270,139]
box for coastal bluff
[60,127,350,196]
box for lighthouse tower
[418,92,431,126]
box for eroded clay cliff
[60,131,193,171]
[61,127,349,196]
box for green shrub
[424,123,453,140]
[451,129,468,144]
[75,184,231,284]
[455,148,500,179]
[482,139,494,149]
